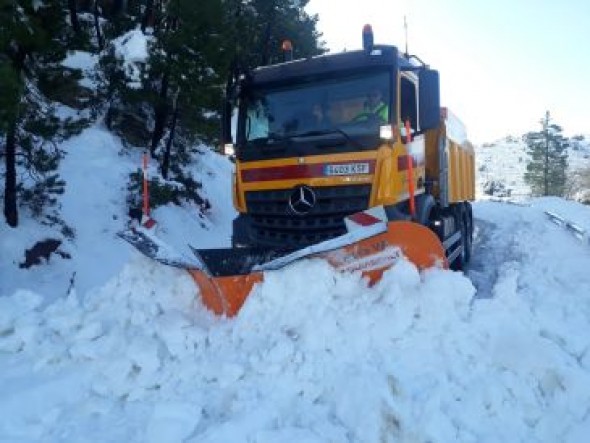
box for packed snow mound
[2,200,590,443]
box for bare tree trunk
[141,0,154,33]
[544,136,549,196]
[261,22,272,66]
[94,1,103,50]
[3,44,27,228]
[543,112,549,196]
[68,0,81,34]
[260,1,276,66]
[4,118,18,227]
[149,71,169,158]
[161,94,179,179]
[111,0,125,16]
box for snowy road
[468,204,533,299]
[1,199,590,442]
[467,217,501,298]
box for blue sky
[306,0,590,143]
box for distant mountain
[474,134,590,200]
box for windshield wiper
[248,133,290,151]
[252,128,362,151]
[291,128,363,149]
[267,133,291,144]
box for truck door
[399,72,425,193]
[400,72,419,135]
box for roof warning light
[362,24,374,51]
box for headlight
[223,143,235,156]
[379,125,394,141]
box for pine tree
[93,0,325,213]
[224,0,325,70]
[523,111,569,197]
[146,0,227,161]
[145,0,325,174]
[1,1,82,227]
[98,0,324,154]
[96,2,151,145]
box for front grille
[245,185,371,249]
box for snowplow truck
[120,26,475,317]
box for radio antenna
[404,15,409,57]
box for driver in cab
[353,89,388,123]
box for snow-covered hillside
[2,124,590,442]
[475,135,590,199]
[0,126,234,302]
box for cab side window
[400,75,418,134]
[246,99,270,140]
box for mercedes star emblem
[288,185,316,215]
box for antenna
[404,15,409,57]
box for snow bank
[2,215,590,442]
[62,50,98,71]
[61,50,99,89]
[112,29,151,89]
[532,197,590,233]
[2,118,590,441]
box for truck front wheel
[450,204,470,271]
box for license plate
[324,162,370,176]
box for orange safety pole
[405,119,416,218]
[141,152,157,229]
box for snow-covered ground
[1,125,590,442]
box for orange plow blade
[189,271,263,316]
[188,221,447,317]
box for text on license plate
[323,162,370,176]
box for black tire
[463,211,472,264]
[450,204,468,271]
[464,202,474,263]
[415,194,436,226]
[466,201,474,239]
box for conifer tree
[99,0,324,157]
[1,0,82,227]
[524,111,569,197]
[224,0,324,70]
[146,0,227,162]
[96,1,150,142]
[94,0,325,213]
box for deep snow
[1,124,590,442]
[3,29,590,442]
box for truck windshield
[240,71,391,144]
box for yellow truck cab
[222,26,475,270]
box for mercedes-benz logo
[288,185,316,215]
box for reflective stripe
[374,103,388,121]
[354,102,388,122]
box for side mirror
[419,69,440,131]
